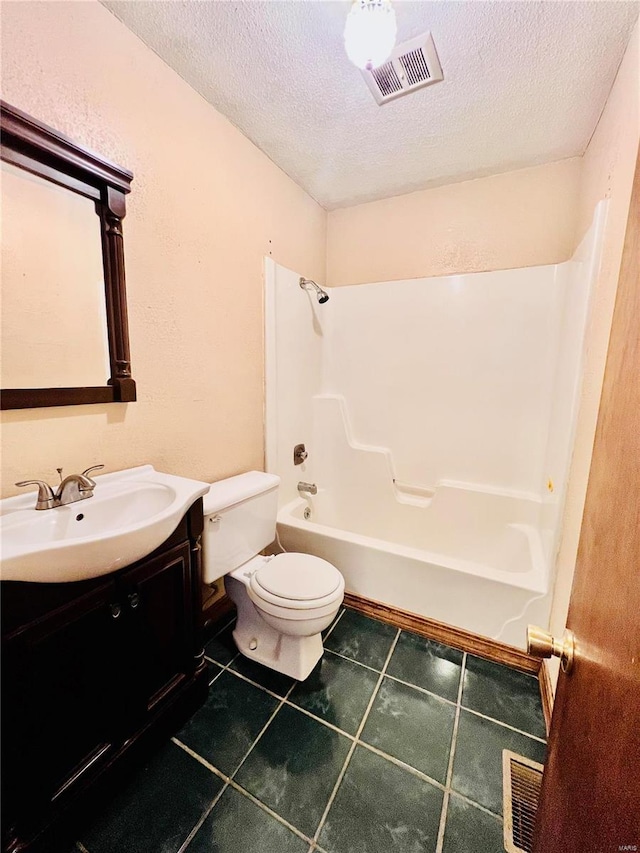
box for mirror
[1,162,110,388]
[0,101,136,409]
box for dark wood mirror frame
[0,100,136,409]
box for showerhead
[299,277,330,304]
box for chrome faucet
[297,481,318,496]
[16,465,104,510]
[57,466,103,506]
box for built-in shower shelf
[393,479,435,506]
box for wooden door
[533,150,640,849]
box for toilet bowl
[202,472,345,680]
[227,553,344,679]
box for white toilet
[202,471,345,681]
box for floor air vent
[502,750,544,853]
[362,32,443,105]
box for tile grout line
[213,647,543,805]
[383,670,458,707]
[173,719,234,853]
[448,789,503,822]
[323,646,381,675]
[172,739,228,781]
[224,641,455,713]
[321,607,346,642]
[207,660,300,706]
[150,612,338,853]
[192,661,453,795]
[176,776,230,853]
[357,740,446,791]
[326,647,545,741]
[311,628,402,846]
[284,700,356,740]
[223,646,546,745]
[225,777,315,847]
[206,661,227,685]
[175,677,299,852]
[325,646,461,705]
[194,622,533,846]
[204,613,241,680]
[173,736,317,848]
[203,645,543,837]
[204,650,242,687]
[460,705,547,743]
[228,680,299,783]
[82,615,531,851]
[435,651,467,853]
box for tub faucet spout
[297,482,318,496]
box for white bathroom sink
[0,465,210,583]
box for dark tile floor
[75,607,546,853]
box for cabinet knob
[110,603,122,619]
[128,592,140,609]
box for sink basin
[0,465,210,583]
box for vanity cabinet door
[2,581,122,827]
[118,542,195,723]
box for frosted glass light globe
[344,0,397,70]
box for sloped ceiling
[104,0,639,209]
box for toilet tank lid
[204,471,281,515]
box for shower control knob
[293,444,308,465]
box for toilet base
[232,622,323,681]
[226,572,330,681]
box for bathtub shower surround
[265,204,606,649]
[279,469,549,646]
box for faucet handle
[81,465,104,477]
[80,464,104,487]
[15,480,56,510]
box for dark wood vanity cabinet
[1,500,209,853]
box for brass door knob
[527,625,575,673]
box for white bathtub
[276,482,551,649]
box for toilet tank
[202,471,281,583]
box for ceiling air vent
[370,62,403,98]
[362,32,443,105]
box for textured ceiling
[103,0,639,209]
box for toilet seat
[253,553,342,600]
[247,553,344,620]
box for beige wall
[0,1,326,496]
[547,19,640,688]
[326,158,582,286]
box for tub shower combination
[278,397,549,648]
[265,205,606,649]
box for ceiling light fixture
[344,0,397,71]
